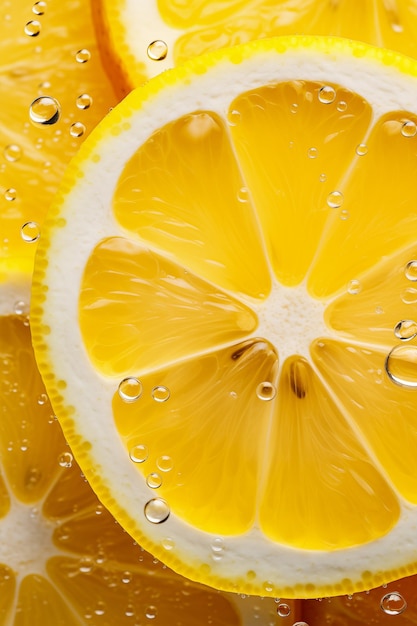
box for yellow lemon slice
[92,0,417,94]
[0,307,293,624]
[0,0,116,283]
[31,35,417,599]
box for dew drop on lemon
[118,377,143,402]
[337,100,348,112]
[380,591,407,615]
[24,20,41,36]
[327,190,344,208]
[356,143,368,156]
[401,120,417,137]
[4,144,22,162]
[58,451,73,467]
[32,1,47,14]
[405,260,417,281]
[318,85,336,104]
[146,472,162,489]
[347,279,361,294]
[256,381,277,401]
[277,602,291,617]
[151,385,170,402]
[394,320,417,341]
[144,498,170,523]
[70,122,86,138]
[21,221,40,242]
[75,48,91,63]
[307,147,319,159]
[29,96,61,126]
[129,444,148,463]
[385,345,417,388]
[147,40,168,61]
[4,188,16,202]
[76,93,93,110]
[145,605,158,619]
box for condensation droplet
[24,20,41,36]
[307,147,318,159]
[129,444,148,463]
[356,143,368,156]
[327,190,344,208]
[394,320,417,341]
[58,451,73,468]
[29,96,61,126]
[401,120,417,138]
[405,260,417,281]
[32,1,47,14]
[151,385,170,402]
[4,144,22,162]
[75,48,91,63]
[385,344,417,388]
[318,85,336,104]
[147,40,168,60]
[380,591,407,615]
[277,603,291,618]
[144,498,170,524]
[146,472,162,489]
[76,93,93,110]
[4,188,16,201]
[145,606,158,619]
[70,122,86,138]
[256,381,277,401]
[21,221,40,242]
[118,377,143,402]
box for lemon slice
[0,305,292,624]
[0,0,116,282]
[31,36,417,599]
[92,0,417,94]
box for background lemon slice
[31,36,417,599]
[92,0,417,94]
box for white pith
[35,41,417,595]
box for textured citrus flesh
[78,77,417,552]
[0,0,117,281]
[0,313,266,625]
[93,0,417,93]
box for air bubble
[394,320,417,341]
[146,473,162,489]
[256,381,277,401]
[401,120,417,137]
[70,122,86,138]
[129,444,148,463]
[4,144,22,162]
[277,603,291,618]
[29,96,61,125]
[385,344,417,388]
[326,190,344,208]
[318,85,336,104]
[58,451,73,468]
[21,221,40,242]
[380,591,407,615]
[24,20,41,36]
[76,93,92,110]
[356,143,368,156]
[32,1,46,14]
[307,147,318,159]
[151,385,170,402]
[144,498,170,523]
[118,377,143,402]
[405,260,417,281]
[147,40,168,60]
[75,48,91,63]
[4,188,16,201]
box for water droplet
[394,320,417,341]
[145,605,158,619]
[4,144,22,162]
[32,1,46,14]
[277,603,291,618]
[94,601,106,616]
[146,472,162,489]
[290,102,298,114]
[4,188,16,201]
[75,48,91,63]
[151,385,170,402]
[147,40,168,60]
[118,377,143,402]
[237,186,249,202]
[144,498,170,523]
[385,344,417,388]
[256,381,277,401]
[318,85,336,104]
[58,451,73,467]
[319,173,327,183]
[347,279,361,294]
[162,537,175,550]
[337,100,347,112]
[401,120,417,137]
[402,288,417,304]
[129,444,148,463]
[121,570,132,584]
[307,147,319,159]
[24,20,41,36]
[156,455,173,472]
[405,260,417,281]
[79,557,93,573]
[76,93,93,110]
[326,190,344,208]
[380,591,407,615]
[293,623,309,626]
[340,209,350,220]
[125,604,135,617]
[14,300,29,316]
[29,96,61,125]
[356,143,368,156]
[211,537,224,554]
[227,109,241,126]
[69,122,86,137]
[21,221,40,242]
